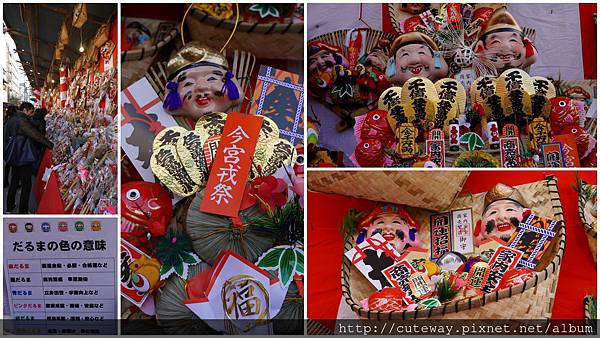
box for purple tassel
[221,70,240,101]
[163,81,182,110]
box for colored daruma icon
[41,222,51,232]
[25,223,34,232]
[75,221,84,231]
[8,223,17,233]
[58,222,69,232]
[92,221,102,231]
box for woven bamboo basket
[185,7,303,61]
[340,175,565,320]
[308,171,469,212]
[121,18,179,88]
[577,182,597,263]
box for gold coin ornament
[153,126,188,153]
[496,68,534,118]
[194,112,228,139]
[400,77,437,123]
[176,130,209,186]
[378,87,405,129]
[261,138,297,177]
[253,116,281,175]
[151,113,295,196]
[151,144,199,197]
[433,78,465,131]
[530,76,556,118]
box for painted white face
[174,64,240,120]
[366,213,421,253]
[477,30,532,71]
[477,199,525,244]
[390,43,448,85]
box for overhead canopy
[3,3,116,89]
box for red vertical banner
[59,66,67,108]
[579,3,597,79]
[201,113,263,217]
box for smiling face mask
[365,213,422,253]
[387,32,449,86]
[173,65,241,119]
[162,42,241,120]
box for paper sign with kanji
[201,113,263,217]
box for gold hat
[166,41,229,80]
[484,183,528,211]
[390,31,439,58]
[480,8,522,38]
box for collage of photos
[0,1,597,337]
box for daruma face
[391,44,448,85]
[175,65,240,119]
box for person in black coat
[4,104,17,187]
[5,102,53,213]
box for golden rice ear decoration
[401,77,438,125]
[378,87,405,130]
[434,78,465,131]
[496,68,534,119]
[531,76,556,118]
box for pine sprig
[339,208,368,242]
[248,198,304,244]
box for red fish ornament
[355,139,386,167]
[359,110,396,145]
[559,125,597,167]
[549,97,580,134]
[122,181,173,237]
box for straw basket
[308,171,469,212]
[185,7,303,61]
[340,174,565,320]
[121,18,179,88]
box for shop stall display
[3,3,119,215]
[120,3,304,335]
[307,4,597,168]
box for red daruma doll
[356,203,422,253]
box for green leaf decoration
[174,260,184,278]
[459,132,484,151]
[257,247,284,268]
[248,4,280,18]
[279,248,297,287]
[295,248,304,275]
[157,228,201,280]
[419,298,441,309]
[255,245,304,288]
